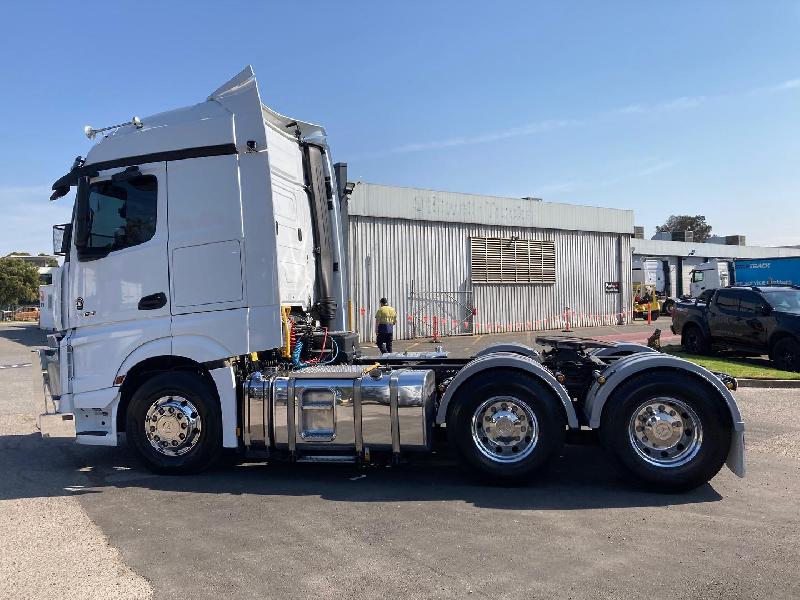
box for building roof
[632,238,800,259]
[348,182,634,235]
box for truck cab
[689,259,731,298]
[44,66,349,449]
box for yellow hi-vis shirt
[375,305,397,325]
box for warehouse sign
[605,281,621,294]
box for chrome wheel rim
[471,396,538,463]
[628,397,702,468]
[144,396,202,456]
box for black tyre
[599,372,731,492]
[662,300,675,316]
[650,310,660,321]
[126,371,222,474]
[772,337,800,372]
[681,324,710,355]
[447,369,566,482]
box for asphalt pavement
[1,323,799,599]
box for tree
[655,215,712,242]
[0,258,40,306]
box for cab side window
[738,291,764,315]
[84,175,157,253]
[715,290,740,313]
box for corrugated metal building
[347,183,634,341]
[632,238,800,297]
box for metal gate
[408,289,475,339]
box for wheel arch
[474,342,542,361]
[680,318,710,339]
[116,354,217,434]
[585,353,745,477]
[768,330,798,356]
[436,352,579,428]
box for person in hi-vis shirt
[374,297,397,353]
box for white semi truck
[38,67,745,490]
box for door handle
[138,292,167,310]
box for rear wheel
[600,373,731,491]
[772,337,800,372]
[662,299,675,315]
[126,371,222,474]
[447,370,565,482]
[682,324,710,355]
[649,310,660,321]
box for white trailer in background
[632,258,678,313]
[38,266,62,331]
[36,67,745,492]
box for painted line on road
[0,363,32,369]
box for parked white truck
[690,259,732,298]
[38,67,745,490]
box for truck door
[734,290,770,348]
[708,289,740,345]
[67,162,170,394]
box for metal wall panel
[349,215,631,341]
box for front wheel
[447,370,566,482]
[772,337,800,372]
[126,371,222,474]
[600,373,731,492]
[682,324,710,355]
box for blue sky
[1,1,799,255]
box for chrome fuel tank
[243,366,436,454]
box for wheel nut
[181,423,187,429]
[171,440,178,446]
[168,407,174,414]
[179,433,185,440]
[150,426,155,432]
[154,435,160,442]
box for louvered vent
[470,237,556,283]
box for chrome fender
[435,352,579,428]
[584,353,745,477]
[474,342,542,361]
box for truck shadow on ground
[0,432,723,511]
[0,322,47,349]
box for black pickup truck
[671,286,800,371]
